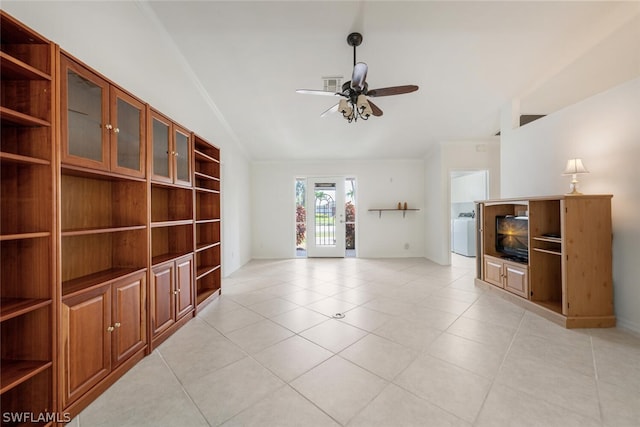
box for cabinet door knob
[107,326,115,332]
[114,322,121,328]
[114,127,120,134]
[174,290,178,295]
[105,124,113,130]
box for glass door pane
[306,177,345,258]
[314,183,336,247]
[67,69,104,162]
[152,117,170,180]
[115,97,142,172]
[174,129,190,184]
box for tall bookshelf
[0,10,57,418]
[193,134,221,309]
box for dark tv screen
[496,215,529,260]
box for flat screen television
[495,215,529,261]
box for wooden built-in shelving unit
[1,11,223,420]
[193,135,222,309]
[0,10,57,419]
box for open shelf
[196,241,220,253]
[62,267,144,297]
[0,13,52,75]
[536,300,563,314]
[0,106,50,127]
[0,298,51,322]
[151,224,194,266]
[1,237,52,301]
[196,265,221,307]
[2,125,53,162]
[0,151,50,166]
[0,366,52,422]
[369,208,420,218]
[0,360,52,394]
[196,190,220,221]
[532,247,562,256]
[62,229,148,292]
[151,184,193,223]
[1,161,53,236]
[0,51,51,81]
[61,173,147,231]
[1,306,52,392]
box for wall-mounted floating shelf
[368,208,420,218]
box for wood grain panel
[112,273,146,367]
[61,285,111,407]
[564,196,613,317]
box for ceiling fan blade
[350,62,368,91]
[296,89,342,96]
[367,99,383,117]
[320,103,339,117]
[367,85,419,97]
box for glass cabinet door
[150,112,172,184]
[111,88,145,178]
[174,127,191,186]
[61,57,109,170]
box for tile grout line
[590,333,606,426]
[155,349,214,427]
[469,308,526,425]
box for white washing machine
[453,217,476,257]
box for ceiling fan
[296,32,419,122]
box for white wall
[424,140,501,265]
[3,1,253,276]
[501,78,640,333]
[252,160,425,259]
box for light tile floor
[72,256,640,426]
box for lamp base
[566,179,583,195]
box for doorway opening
[295,177,356,258]
[450,170,488,259]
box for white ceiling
[144,1,639,161]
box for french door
[306,177,346,257]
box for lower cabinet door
[112,273,146,367]
[504,263,529,298]
[175,255,194,320]
[61,284,111,408]
[484,256,504,288]
[151,262,175,337]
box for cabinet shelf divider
[0,106,50,127]
[0,298,52,322]
[61,225,146,236]
[0,360,52,394]
[0,152,51,166]
[62,268,145,298]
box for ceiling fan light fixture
[338,99,354,121]
[357,94,373,119]
[296,31,418,123]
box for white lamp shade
[563,158,589,175]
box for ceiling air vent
[322,76,342,93]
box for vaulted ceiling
[141,1,638,161]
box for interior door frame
[306,176,346,258]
